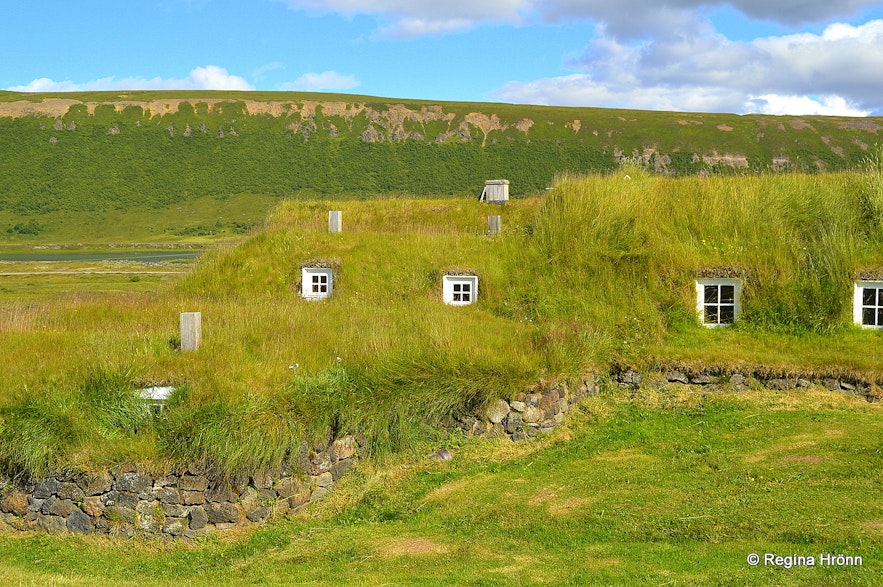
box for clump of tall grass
[155,351,534,477]
[857,145,883,235]
[157,387,303,478]
[287,353,532,458]
[0,368,152,479]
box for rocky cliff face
[2,94,880,172]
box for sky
[2,0,883,116]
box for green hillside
[1,90,881,230]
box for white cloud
[271,1,882,114]
[379,17,477,37]
[7,66,254,92]
[187,66,254,90]
[278,71,359,91]
[493,20,883,115]
[276,0,880,38]
[493,74,749,113]
[723,0,879,25]
[8,78,84,93]
[746,94,870,116]
[277,0,530,37]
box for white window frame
[443,275,478,306]
[696,278,741,327]
[854,281,883,329]
[139,386,174,416]
[301,267,333,300]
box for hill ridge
[2,91,883,218]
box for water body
[0,251,201,263]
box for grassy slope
[0,388,879,585]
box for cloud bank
[7,65,360,98]
[7,66,254,93]
[278,0,883,115]
[278,71,359,91]
[277,0,881,37]
[494,20,883,116]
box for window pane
[312,284,319,293]
[878,308,883,326]
[704,285,718,304]
[863,288,876,306]
[863,307,876,326]
[705,305,719,323]
[462,293,471,302]
[462,283,471,293]
[878,288,883,306]
[319,275,327,284]
[453,284,462,292]
[719,305,735,324]
[453,293,462,301]
[720,285,735,304]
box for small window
[854,281,883,328]
[302,267,333,300]
[443,275,478,306]
[453,282,472,303]
[696,279,741,327]
[139,386,174,415]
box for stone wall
[614,368,881,402]
[452,367,879,443]
[0,435,360,539]
[453,375,600,441]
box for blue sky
[2,0,883,115]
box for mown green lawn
[1,387,879,586]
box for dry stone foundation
[454,375,600,441]
[452,368,879,442]
[0,435,361,539]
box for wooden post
[180,312,201,352]
[488,215,501,236]
[328,210,342,233]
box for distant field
[0,259,190,300]
[0,192,278,246]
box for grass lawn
[0,386,879,586]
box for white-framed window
[696,278,741,327]
[443,275,478,306]
[301,267,333,300]
[854,281,883,329]
[139,386,174,416]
